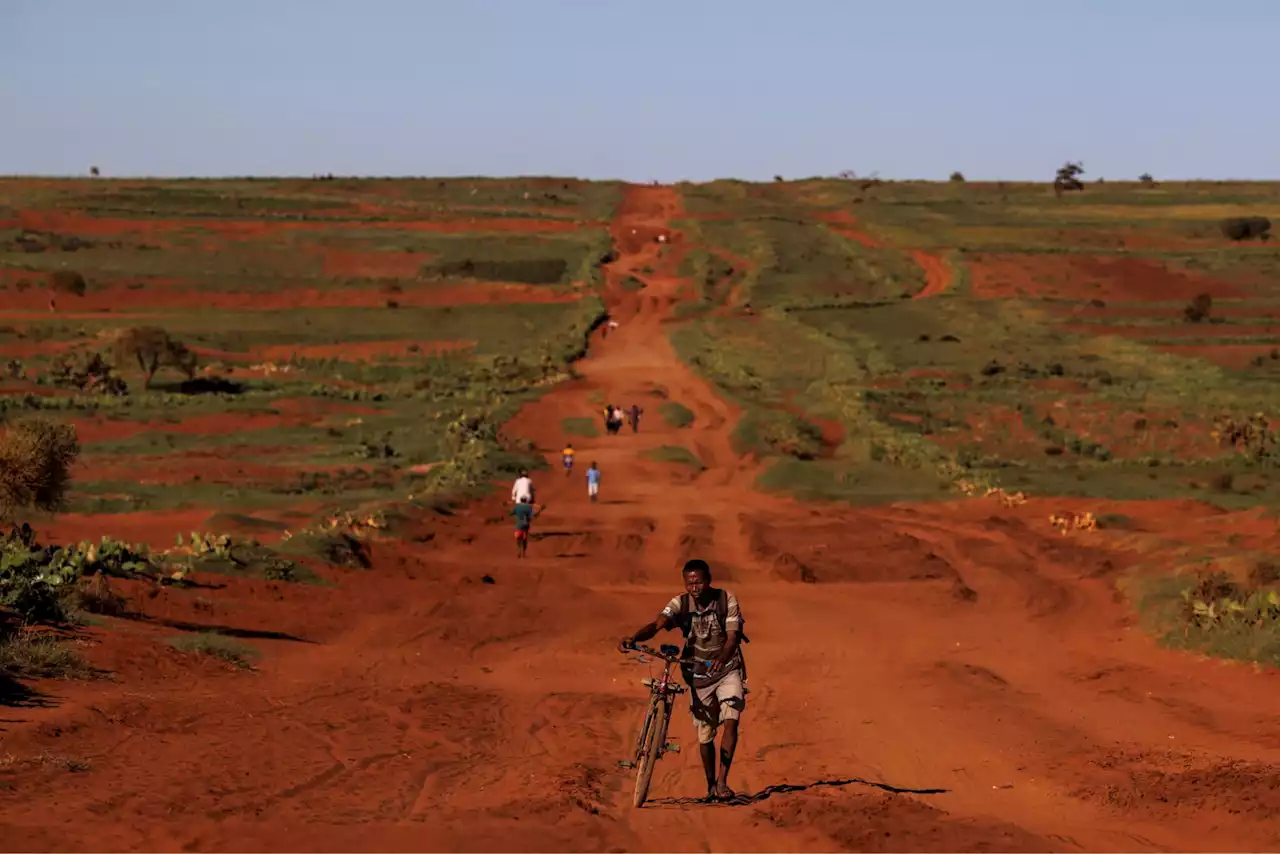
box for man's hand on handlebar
[618,636,637,654]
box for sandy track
[4,186,1280,852]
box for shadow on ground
[645,775,949,808]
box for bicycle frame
[623,642,710,807]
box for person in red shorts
[511,496,543,559]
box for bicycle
[620,641,712,807]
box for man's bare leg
[699,741,717,798]
[715,719,739,799]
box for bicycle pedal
[664,743,681,753]
[618,760,635,769]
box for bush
[1184,293,1213,323]
[111,326,198,389]
[1220,216,1271,242]
[47,270,87,297]
[0,525,158,624]
[949,171,965,183]
[1139,173,1156,186]
[761,413,824,460]
[1212,413,1277,464]
[48,351,128,395]
[0,419,80,523]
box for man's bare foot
[714,781,735,801]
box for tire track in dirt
[5,186,1280,852]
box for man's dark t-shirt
[512,503,536,530]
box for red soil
[70,399,379,446]
[815,209,882,247]
[6,186,1280,852]
[928,403,1046,458]
[1034,400,1219,460]
[72,446,356,487]
[0,280,582,315]
[318,248,433,279]
[1153,343,1280,368]
[969,253,1248,301]
[0,339,80,358]
[12,209,594,238]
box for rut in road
[4,185,1280,853]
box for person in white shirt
[511,469,534,504]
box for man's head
[518,468,528,478]
[682,559,712,603]
[590,460,598,469]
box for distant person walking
[627,404,644,433]
[511,496,544,559]
[586,461,601,503]
[562,443,576,477]
[511,469,534,505]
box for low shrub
[1220,216,1271,242]
[48,270,87,296]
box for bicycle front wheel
[632,695,666,808]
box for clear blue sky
[4,0,1277,181]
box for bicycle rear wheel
[632,696,666,808]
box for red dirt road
[911,250,952,299]
[5,187,1280,852]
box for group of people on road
[507,449,745,802]
[508,448,603,559]
[502,298,744,800]
[603,403,643,435]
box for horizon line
[3,173,1279,185]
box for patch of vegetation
[659,401,695,428]
[48,270,87,296]
[1128,566,1280,668]
[0,418,80,524]
[642,445,705,471]
[561,416,600,437]
[0,629,91,680]
[0,524,178,625]
[167,632,259,669]
[418,232,610,287]
[170,532,319,584]
[1220,216,1271,242]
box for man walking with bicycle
[619,558,746,802]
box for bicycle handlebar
[622,642,713,669]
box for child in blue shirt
[586,462,601,503]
